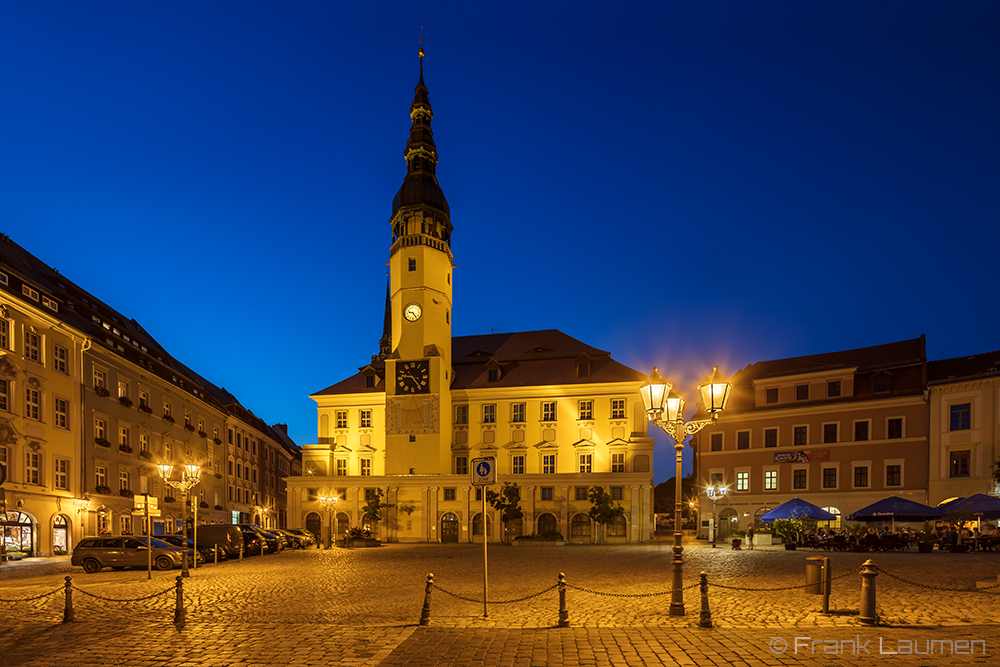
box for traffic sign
[471,457,496,486]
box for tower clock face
[396,360,430,394]
[403,303,422,322]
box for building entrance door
[440,513,459,543]
[305,513,322,540]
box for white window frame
[25,386,41,420]
[53,344,69,374]
[95,466,107,488]
[542,453,556,474]
[26,451,40,485]
[578,400,593,421]
[578,453,593,473]
[611,398,626,420]
[611,452,626,473]
[24,330,41,363]
[336,458,348,476]
[54,457,69,490]
[360,458,372,476]
[0,318,8,350]
[335,410,348,429]
[482,404,496,424]
[22,284,40,301]
[510,403,525,423]
[455,405,468,424]
[542,402,557,422]
[763,468,778,491]
[0,378,11,412]
[735,470,750,492]
[511,454,525,475]
[359,409,372,428]
[54,397,69,429]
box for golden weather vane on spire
[419,22,424,58]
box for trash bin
[805,557,825,595]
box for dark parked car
[236,525,267,555]
[238,525,282,554]
[72,536,189,573]
[273,528,308,549]
[197,525,244,558]
[156,535,220,563]
[284,528,315,547]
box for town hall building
[285,50,656,544]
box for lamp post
[640,365,732,616]
[705,485,728,548]
[318,495,338,549]
[156,463,202,578]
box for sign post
[471,457,496,619]
[134,495,160,579]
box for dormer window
[365,375,376,388]
[577,362,590,377]
[873,377,890,393]
[488,368,500,382]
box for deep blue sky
[2,2,998,482]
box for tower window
[408,258,417,272]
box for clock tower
[384,46,454,475]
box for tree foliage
[588,486,625,544]
[361,488,395,527]
[486,481,523,543]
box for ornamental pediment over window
[533,441,559,450]
[571,439,596,449]
[606,438,629,449]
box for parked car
[283,528,315,547]
[272,528,308,549]
[197,525,244,558]
[72,536,189,573]
[156,535,220,562]
[238,524,282,554]
[236,525,267,555]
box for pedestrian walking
[746,525,755,550]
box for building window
[25,331,41,362]
[827,381,841,398]
[53,344,69,374]
[94,369,106,390]
[795,384,808,401]
[360,459,372,476]
[0,320,7,349]
[764,470,777,491]
[793,426,807,446]
[163,402,172,419]
[887,418,903,439]
[96,466,107,488]
[511,454,525,475]
[54,458,69,490]
[488,368,500,382]
[454,456,468,475]
[611,452,625,473]
[950,404,971,431]
[443,488,456,501]
[823,423,838,444]
[360,409,372,428]
[542,402,556,422]
[118,381,130,400]
[54,398,69,429]
[822,468,837,489]
[574,486,588,501]
[138,390,149,409]
[578,454,592,473]
[610,486,623,501]
[710,433,722,452]
[119,426,130,448]
[120,471,130,492]
[482,404,496,424]
[542,454,556,474]
[873,378,890,393]
[365,375,375,388]
[854,466,869,488]
[22,284,40,301]
[737,431,750,450]
[886,465,902,486]
[949,450,970,478]
[95,417,107,440]
[455,405,468,424]
[26,452,40,485]
[793,469,807,490]
[736,471,749,492]
[611,399,626,419]
[578,400,593,420]
[855,421,869,442]
[766,388,778,404]
[764,428,777,448]
[26,387,41,420]
[540,487,554,501]
[335,411,348,429]
[511,403,525,423]
[0,379,7,412]
[140,433,149,455]
[710,472,724,487]
[408,258,416,271]
[336,459,347,476]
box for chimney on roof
[274,423,288,433]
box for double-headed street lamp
[705,484,728,548]
[156,463,202,578]
[641,365,732,616]
[318,495,338,549]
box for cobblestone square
[1,542,997,665]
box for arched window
[537,513,557,537]
[472,512,491,536]
[609,514,628,537]
[821,506,842,529]
[571,513,591,537]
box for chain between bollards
[419,573,433,626]
[558,572,569,627]
[698,571,712,628]
[174,575,185,625]
[62,576,74,623]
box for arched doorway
[570,513,591,544]
[440,513,459,543]
[821,506,842,530]
[537,513,558,537]
[506,518,523,542]
[1,511,35,558]
[336,512,350,537]
[305,512,322,539]
[608,514,628,542]
[718,508,738,539]
[472,512,491,543]
[53,515,70,555]
[753,507,773,532]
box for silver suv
[71,536,189,573]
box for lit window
[22,284,40,301]
[764,470,777,490]
[42,295,59,311]
[736,471,749,491]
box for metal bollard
[174,576,186,625]
[558,572,569,627]
[214,543,218,565]
[62,576,74,623]
[240,543,244,560]
[698,571,712,628]
[859,559,878,624]
[419,573,433,626]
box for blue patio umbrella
[942,493,1000,520]
[761,498,836,522]
[847,496,941,523]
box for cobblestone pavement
[0,542,997,665]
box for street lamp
[318,495,338,549]
[156,463,202,578]
[705,485,728,548]
[641,365,731,616]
